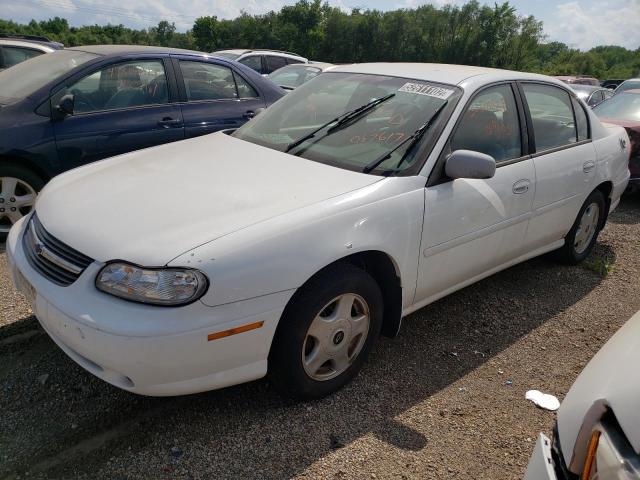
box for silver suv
[213,49,307,75]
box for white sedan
[6,63,630,398]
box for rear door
[52,56,184,169]
[518,82,596,248]
[173,57,266,138]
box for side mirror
[445,149,496,180]
[55,94,75,117]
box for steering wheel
[70,88,96,113]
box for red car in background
[594,89,640,194]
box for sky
[2,0,639,50]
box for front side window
[450,84,521,163]
[239,55,262,74]
[180,61,237,100]
[522,83,577,151]
[65,59,168,114]
[233,72,462,175]
[2,46,43,68]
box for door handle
[158,117,181,128]
[243,111,256,119]
[512,179,530,194]
[583,161,596,173]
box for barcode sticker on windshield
[398,82,454,99]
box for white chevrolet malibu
[6,63,630,399]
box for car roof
[0,39,56,52]
[328,63,567,88]
[67,45,206,56]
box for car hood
[35,132,381,265]
[558,310,640,463]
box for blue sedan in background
[0,45,285,239]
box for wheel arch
[594,180,613,230]
[0,155,50,185]
[278,250,404,341]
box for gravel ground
[1,195,639,480]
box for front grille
[23,214,93,286]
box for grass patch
[583,255,615,277]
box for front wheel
[0,165,44,242]
[554,189,606,264]
[269,263,383,399]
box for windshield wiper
[362,100,448,174]
[285,93,395,153]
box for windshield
[594,92,640,122]
[616,81,640,94]
[233,72,461,175]
[268,65,321,88]
[214,52,241,60]
[0,49,98,101]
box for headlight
[582,416,640,480]
[96,262,208,306]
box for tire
[0,164,45,242]
[554,189,606,265]
[269,263,383,399]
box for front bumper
[6,216,293,396]
[525,434,559,480]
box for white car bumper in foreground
[6,216,292,396]
[524,433,558,480]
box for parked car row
[1,43,637,479]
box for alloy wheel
[574,202,600,255]
[0,177,37,235]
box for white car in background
[6,63,630,399]
[525,310,640,479]
[0,34,62,71]
[213,48,307,76]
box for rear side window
[239,55,262,74]
[265,56,287,74]
[179,61,237,100]
[522,83,577,151]
[233,72,258,98]
[450,84,522,163]
[572,97,589,141]
[286,58,304,65]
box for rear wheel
[554,189,606,264]
[269,263,383,399]
[0,165,44,242]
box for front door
[415,83,535,304]
[175,59,266,138]
[52,58,184,170]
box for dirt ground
[1,195,639,480]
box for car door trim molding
[422,210,532,258]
